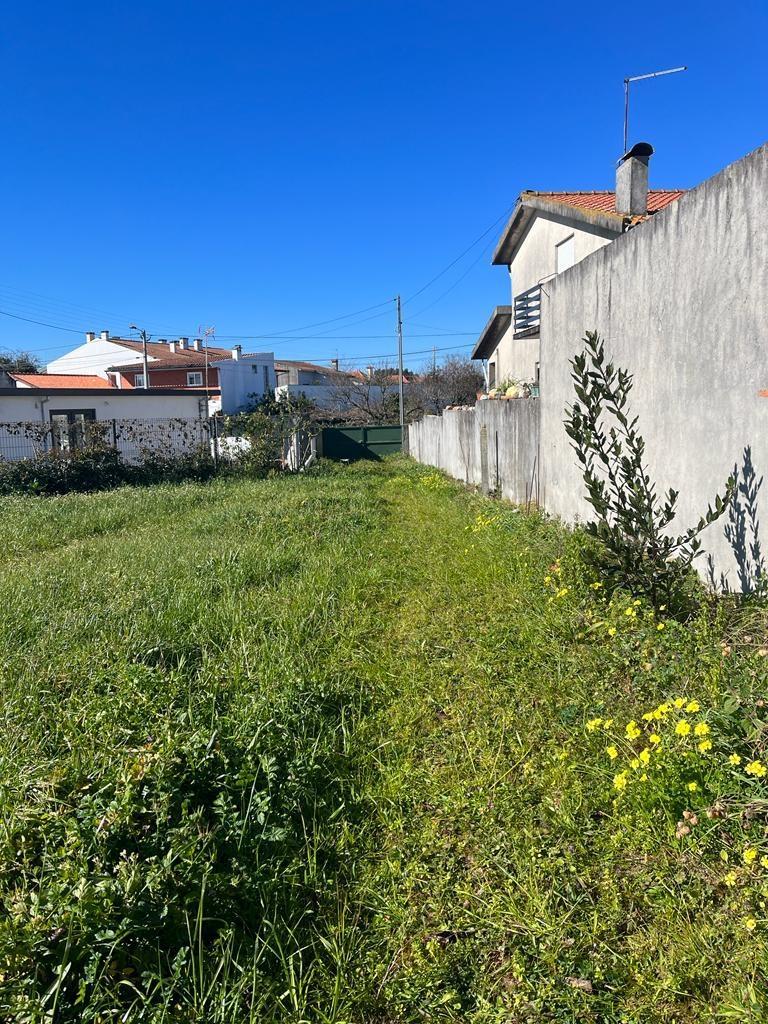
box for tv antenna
[623,66,687,153]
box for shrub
[565,331,734,612]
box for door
[50,409,96,451]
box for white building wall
[509,213,618,297]
[0,392,205,422]
[212,354,276,414]
[47,340,144,376]
[488,323,540,386]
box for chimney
[232,345,242,360]
[100,330,110,342]
[330,358,339,371]
[157,338,167,345]
[169,342,177,354]
[615,142,653,216]
[366,365,374,378]
[178,337,188,349]
[192,338,201,351]
[85,331,96,343]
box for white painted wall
[0,391,205,422]
[487,322,540,386]
[509,212,617,296]
[47,339,144,376]
[212,354,276,413]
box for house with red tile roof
[472,144,685,389]
[45,332,276,413]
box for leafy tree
[564,331,734,611]
[0,350,44,374]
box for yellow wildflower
[698,739,713,753]
[586,717,603,732]
[590,581,603,590]
[686,700,701,713]
[613,771,628,792]
[639,748,651,765]
[746,760,768,778]
[607,626,617,637]
[556,587,569,599]
[650,733,661,745]
[729,753,742,766]
[657,703,671,716]
[633,599,641,607]
[675,721,692,737]
[624,607,636,618]
[642,711,654,721]
[657,622,666,631]
[626,720,642,741]
[603,718,614,728]
[694,722,710,737]
[744,848,758,865]
[544,575,552,584]
[606,746,619,760]
[687,781,698,792]
[744,916,758,932]
[673,698,686,709]
[760,856,768,870]
[630,758,640,769]
[640,772,648,781]
[724,871,738,887]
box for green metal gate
[319,425,402,461]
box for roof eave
[471,306,513,360]
[492,194,625,265]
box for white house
[472,145,685,388]
[46,331,275,414]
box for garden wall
[408,398,540,505]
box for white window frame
[556,234,575,274]
[134,373,146,388]
[187,371,204,386]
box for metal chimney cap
[620,141,654,163]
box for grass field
[2,458,768,1022]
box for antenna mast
[623,65,687,152]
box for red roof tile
[11,373,114,389]
[529,190,685,215]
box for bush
[0,446,127,496]
[565,331,734,612]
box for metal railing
[514,284,541,335]
[0,417,211,464]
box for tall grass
[1,460,767,1022]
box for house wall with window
[508,213,616,298]
[118,367,220,389]
[212,354,276,414]
[487,321,540,387]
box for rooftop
[11,373,114,389]
[470,306,513,361]
[492,189,686,264]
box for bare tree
[327,363,403,424]
[412,356,484,415]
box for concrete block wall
[539,141,768,590]
[408,398,540,505]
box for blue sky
[2,0,766,370]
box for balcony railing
[514,284,541,336]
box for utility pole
[395,295,405,430]
[129,324,151,389]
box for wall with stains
[540,141,768,590]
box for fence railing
[0,417,211,464]
[514,284,541,336]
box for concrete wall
[409,398,540,505]
[0,391,206,422]
[540,141,768,590]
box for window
[187,371,204,386]
[263,365,270,393]
[488,361,497,388]
[556,235,575,274]
[134,374,146,388]
[50,409,96,451]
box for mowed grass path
[1,459,767,1023]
